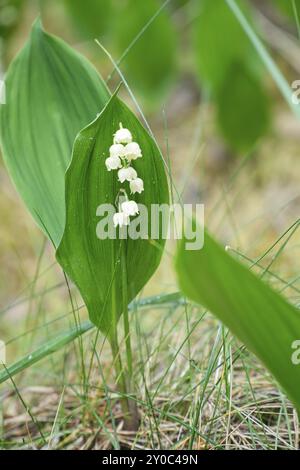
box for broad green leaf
[176,229,300,410]
[56,92,169,334]
[193,0,256,91]
[0,20,110,247]
[112,0,177,106]
[63,0,112,40]
[216,62,270,152]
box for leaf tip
[31,16,44,38]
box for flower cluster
[105,123,144,228]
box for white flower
[124,142,142,161]
[130,178,144,194]
[118,167,137,183]
[121,200,139,217]
[109,143,126,159]
[113,211,130,228]
[105,155,122,171]
[114,127,132,145]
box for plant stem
[109,241,139,431]
[121,239,140,430]
[121,239,133,378]
[110,335,130,420]
[109,249,131,425]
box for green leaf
[112,0,177,106]
[56,92,169,334]
[176,229,300,410]
[216,62,270,152]
[0,20,110,247]
[63,0,112,40]
[193,0,255,91]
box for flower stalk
[105,123,143,431]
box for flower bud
[105,155,122,171]
[124,142,142,161]
[130,177,144,194]
[121,200,139,217]
[114,127,132,145]
[109,143,126,159]
[118,167,138,183]
[113,211,130,228]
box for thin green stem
[109,247,131,423]
[121,239,133,378]
[120,238,140,430]
[109,335,130,421]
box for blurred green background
[1,0,300,449]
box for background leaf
[193,0,270,153]
[193,0,255,92]
[0,0,23,41]
[56,92,169,334]
[273,0,300,19]
[0,20,110,247]
[176,229,300,410]
[112,0,177,106]
[62,0,112,40]
[216,62,270,152]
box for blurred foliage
[193,0,270,153]
[193,0,255,91]
[62,0,112,40]
[111,0,177,107]
[0,0,24,64]
[273,0,300,19]
[41,0,177,109]
[0,0,23,40]
[216,62,270,152]
[1,0,299,152]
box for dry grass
[1,318,298,450]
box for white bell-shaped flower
[113,211,130,228]
[109,143,126,159]
[105,155,122,171]
[118,167,137,183]
[121,200,139,217]
[124,142,142,161]
[114,127,132,145]
[130,177,144,194]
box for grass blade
[0,292,183,385]
[226,0,300,119]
